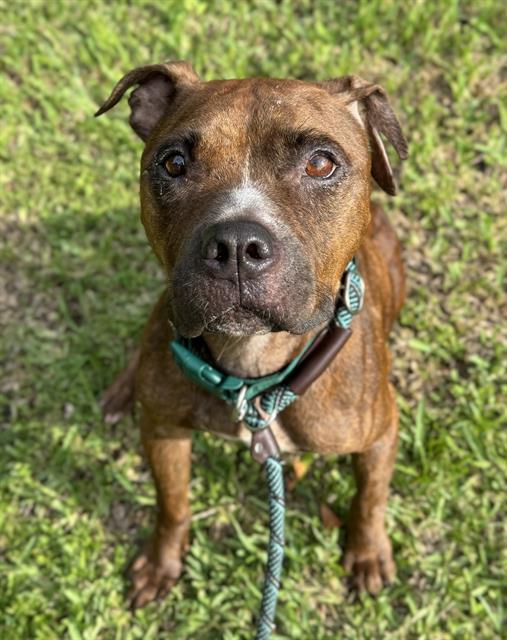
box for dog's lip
[205,326,271,337]
[172,303,283,338]
[171,293,333,338]
[204,305,275,334]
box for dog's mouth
[201,304,281,336]
[170,285,335,339]
[171,295,286,338]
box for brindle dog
[96,61,408,609]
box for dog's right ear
[95,61,199,141]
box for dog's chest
[188,376,373,456]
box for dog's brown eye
[165,153,186,177]
[305,153,336,179]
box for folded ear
[95,61,199,141]
[322,76,408,195]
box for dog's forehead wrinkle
[161,86,356,169]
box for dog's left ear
[95,61,199,141]
[322,76,408,195]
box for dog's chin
[173,302,333,339]
[174,306,278,338]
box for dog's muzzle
[171,216,324,337]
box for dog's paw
[127,549,183,609]
[343,538,396,595]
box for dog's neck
[202,330,317,378]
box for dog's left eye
[164,152,186,177]
[305,153,336,179]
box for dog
[96,60,408,610]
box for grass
[0,0,506,638]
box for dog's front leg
[128,414,192,609]
[344,391,398,595]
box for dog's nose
[200,221,276,280]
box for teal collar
[169,258,365,427]
[170,331,315,405]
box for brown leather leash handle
[286,325,352,395]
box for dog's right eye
[164,153,186,177]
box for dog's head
[96,61,407,337]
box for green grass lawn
[1,1,506,638]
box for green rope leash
[255,456,285,640]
